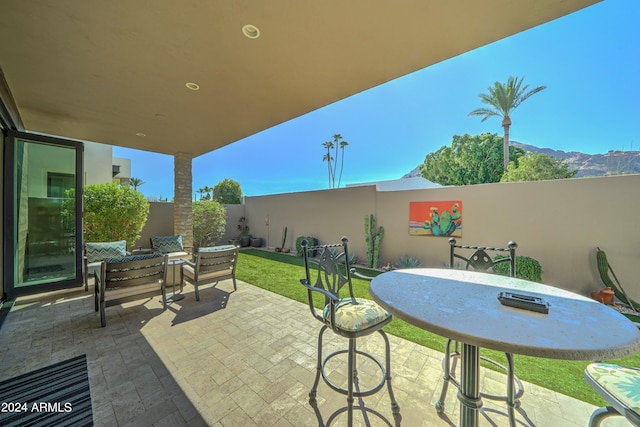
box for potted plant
[237,216,251,247]
[251,237,263,247]
[275,227,287,252]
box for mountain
[402,142,640,179]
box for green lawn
[236,249,640,407]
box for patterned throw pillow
[151,235,184,253]
[86,240,127,263]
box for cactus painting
[409,201,462,237]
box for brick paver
[0,280,629,426]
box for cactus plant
[281,226,288,249]
[365,214,384,268]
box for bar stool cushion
[324,298,391,332]
[585,363,640,414]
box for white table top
[370,268,640,361]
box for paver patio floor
[0,279,630,426]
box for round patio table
[369,268,640,427]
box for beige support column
[174,152,193,249]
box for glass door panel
[5,132,82,295]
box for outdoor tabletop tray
[498,291,550,314]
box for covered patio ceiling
[0,0,599,158]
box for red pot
[591,287,615,305]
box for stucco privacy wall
[136,202,174,249]
[220,204,246,245]
[245,186,377,255]
[137,202,246,250]
[243,174,640,300]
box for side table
[165,258,185,302]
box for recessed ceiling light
[136,132,146,137]
[185,82,200,91]
[242,24,260,39]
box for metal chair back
[448,237,517,277]
[301,237,355,320]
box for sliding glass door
[4,131,83,297]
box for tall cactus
[281,226,288,249]
[365,214,384,268]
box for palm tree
[469,76,546,171]
[197,186,213,200]
[322,140,335,188]
[129,177,145,190]
[196,187,207,200]
[204,185,213,200]
[321,134,349,189]
[337,136,349,188]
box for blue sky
[115,0,639,200]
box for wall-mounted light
[242,24,260,39]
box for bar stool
[300,237,400,426]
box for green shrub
[193,200,227,250]
[295,236,318,257]
[83,183,149,248]
[395,255,422,269]
[494,255,543,282]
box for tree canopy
[501,152,577,182]
[213,178,242,204]
[419,133,525,185]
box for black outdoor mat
[0,354,93,427]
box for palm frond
[514,85,547,109]
[468,108,500,122]
[470,75,546,121]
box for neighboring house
[84,141,131,186]
[346,177,442,191]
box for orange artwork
[409,201,462,237]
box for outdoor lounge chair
[83,240,127,291]
[584,363,640,426]
[94,253,168,327]
[150,235,192,261]
[299,237,400,426]
[438,238,523,426]
[181,245,238,301]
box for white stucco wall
[83,141,113,185]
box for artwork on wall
[409,201,462,237]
